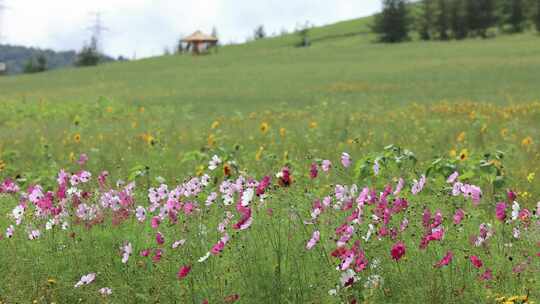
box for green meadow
[0,16,539,304]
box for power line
[86,11,109,52]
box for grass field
[0,16,540,303]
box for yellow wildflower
[260,122,269,134]
[527,172,535,183]
[207,134,216,147]
[223,163,232,177]
[73,133,81,143]
[142,133,156,146]
[106,106,113,113]
[211,121,220,129]
[457,131,466,142]
[47,278,57,285]
[195,165,204,176]
[255,146,264,161]
[449,149,457,158]
[309,121,318,129]
[279,127,286,137]
[0,160,5,172]
[500,128,508,137]
[69,152,75,162]
[521,136,533,147]
[459,149,469,161]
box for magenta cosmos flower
[177,265,192,279]
[391,241,406,261]
[434,251,453,268]
[470,255,483,269]
[495,202,507,222]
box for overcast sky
[0,0,381,58]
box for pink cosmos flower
[151,216,161,229]
[306,230,320,250]
[77,153,89,166]
[447,171,459,184]
[256,176,271,195]
[211,234,230,255]
[172,239,186,249]
[233,207,252,230]
[373,161,380,176]
[135,206,146,222]
[0,179,20,194]
[411,175,426,195]
[99,287,112,296]
[152,249,162,263]
[507,190,517,203]
[453,209,465,225]
[121,242,132,264]
[98,171,108,189]
[140,249,150,257]
[470,255,483,269]
[393,178,404,196]
[390,241,406,261]
[310,163,318,179]
[434,251,453,268]
[321,160,332,172]
[74,273,96,288]
[277,167,292,187]
[420,229,445,249]
[479,268,493,281]
[156,232,165,245]
[495,202,507,222]
[177,265,191,279]
[341,152,351,168]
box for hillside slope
[0,16,539,111]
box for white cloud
[1,0,380,58]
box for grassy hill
[1,16,539,108]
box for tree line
[373,0,540,42]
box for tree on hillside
[435,0,451,40]
[418,0,436,40]
[176,36,185,54]
[23,53,48,74]
[535,0,540,32]
[296,22,311,47]
[466,0,497,37]
[253,25,266,40]
[501,0,526,32]
[372,0,411,43]
[75,36,100,67]
[450,0,469,39]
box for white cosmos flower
[74,273,96,288]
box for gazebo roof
[182,31,218,42]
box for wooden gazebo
[182,31,218,55]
